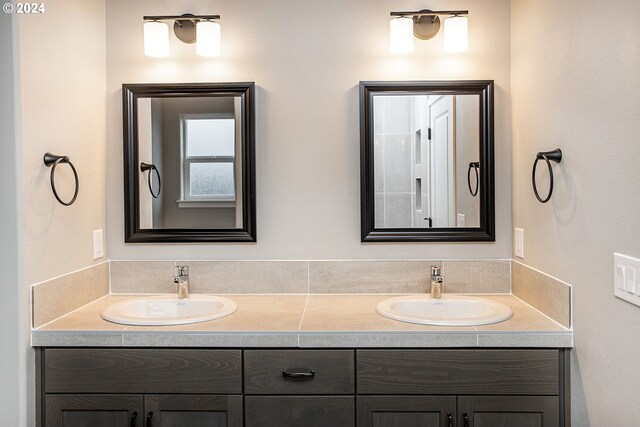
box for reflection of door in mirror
[373,94,479,229]
[137,96,243,229]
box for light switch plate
[514,228,524,259]
[93,229,104,260]
[614,253,640,307]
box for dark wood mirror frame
[360,80,495,242]
[123,82,256,243]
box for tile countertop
[31,294,573,348]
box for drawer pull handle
[146,411,153,427]
[282,368,315,379]
[463,413,470,427]
[447,412,453,427]
[130,411,137,427]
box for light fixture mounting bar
[390,10,468,17]
[143,15,220,21]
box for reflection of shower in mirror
[372,94,480,229]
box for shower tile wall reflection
[374,96,419,228]
[372,93,480,229]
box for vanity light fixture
[389,10,469,53]
[143,14,221,57]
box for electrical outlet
[514,228,524,258]
[93,229,104,260]
[614,253,640,307]
[456,213,466,227]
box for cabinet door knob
[146,411,153,427]
[130,411,137,427]
[463,413,470,427]
[282,368,315,379]
[447,412,454,427]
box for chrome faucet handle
[174,265,189,277]
[430,265,441,277]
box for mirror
[360,81,494,242]
[123,83,256,242]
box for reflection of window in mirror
[123,82,256,242]
[179,115,236,207]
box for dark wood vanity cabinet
[357,395,559,427]
[356,349,568,427]
[45,394,241,427]
[38,349,243,427]
[37,348,569,427]
[244,350,356,427]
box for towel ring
[140,162,161,198]
[43,153,79,206]
[467,161,480,197]
[532,148,562,203]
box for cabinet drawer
[357,349,559,395]
[44,349,242,394]
[244,350,354,394]
[245,396,354,427]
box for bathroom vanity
[33,293,572,427]
[38,347,567,427]
[38,347,568,427]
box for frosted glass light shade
[444,16,468,53]
[390,17,414,54]
[144,21,170,57]
[196,20,221,57]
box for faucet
[173,266,190,299]
[430,265,444,299]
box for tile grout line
[297,295,310,333]
[296,261,312,347]
[509,259,512,293]
[108,260,112,294]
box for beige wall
[511,0,640,425]
[0,12,26,427]
[106,0,512,260]
[8,0,108,425]
[19,0,108,286]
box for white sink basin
[376,294,512,326]
[101,295,237,326]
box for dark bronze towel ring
[532,148,562,203]
[140,162,161,198]
[467,161,480,197]
[43,153,79,206]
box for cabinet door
[143,395,242,427]
[45,394,143,427]
[245,396,354,427]
[357,396,456,427]
[458,396,559,427]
